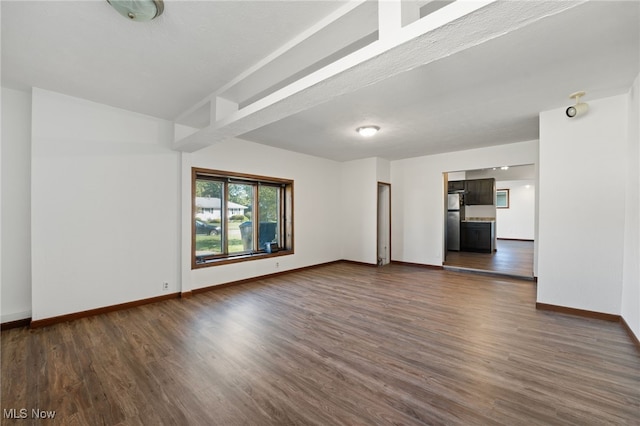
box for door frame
[377,182,391,266]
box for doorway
[377,182,391,266]
[443,165,536,279]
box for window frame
[192,168,294,269]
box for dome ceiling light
[107,0,164,22]
[356,126,380,137]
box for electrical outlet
[275,262,279,269]
[162,281,169,291]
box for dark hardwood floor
[2,263,638,425]
[445,239,534,278]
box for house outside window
[195,197,248,220]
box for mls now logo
[4,408,56,419]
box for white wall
[376,157,391,183]
[447,171,466,181]
[622,74,640,338]
[339,158,378,264]
[185,138,343,291]
[329,156,390,266]
[538,94,628,315]
[390,140,538,265]
[31,89,180,321]
[1,88,32,322]
[495,180,535,240]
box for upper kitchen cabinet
[447,180,465,192]
[464,178,495,205]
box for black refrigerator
[447,193,464,251]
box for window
[192,168,293,268]
[496,189,509,208]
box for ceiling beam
[173,0,585,152]
[174,0,371,126]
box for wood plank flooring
[445,239,534,278]
[2,263,639,425]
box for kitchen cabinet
[448,180,465,192]
[464,178,495,205]
[460,221,494,253]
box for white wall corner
[181,152,193,294]
[1,87,33,323]
[376,157,391,183]
[30,89,181,321]
[621,72,640,339]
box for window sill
[192,250,293,269]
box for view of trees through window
[193,168,292,267]
[259,185,280,247]
[228,183,253,254]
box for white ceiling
[2,1,639,162]
[1,0,347,120]
[241,1,640,161]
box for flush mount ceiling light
[566,91,589,118]
[356,126,380,137]
[107,0,164,22]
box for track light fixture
[566,91,588,118]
